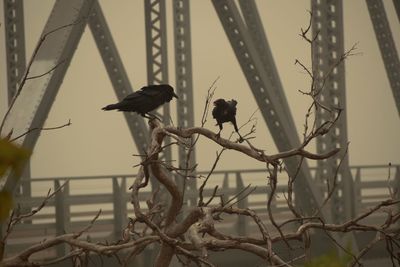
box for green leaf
[304,249,352,267]
[0,139,31,178]
[0,190,13,222]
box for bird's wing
[123,86,163,101]
[140,85,166,97]
[229,99,237,107]
[212,106,218,119]
[227,100,237,116]
[114,90,153,113]
[124,90,142,101]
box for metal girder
[312,0,354,223]
[394,0,400,23]
[3,0,26,103]
[144,0,171,162]
[366,0,400,118]
[3,0,31,204]
[212,0,330,220]
[89,1,149,152]
[1,0,95,193]
[238,0,293,124]
[144,0,169,85]
[172,0,196,206]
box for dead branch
[164,126,339,163]
[9,119,71,142]
[2,180,69,244]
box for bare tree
[2,12,400,267]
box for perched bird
[212,98,240,138]
[102,84,178,119]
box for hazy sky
[1,0,399,179]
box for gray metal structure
[172,0,197,205]
[366,0,400,118]
[88,1,149,152]
[394,0,400,22]
[1,0,95,194]
[2,0,31,212]
[211,0,329,220]
[2,1,400,262]
[311,0,354,223]
[144,0,172,163]
[237,0,294,130]
[3,0,26,103]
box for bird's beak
[173,92,179,99]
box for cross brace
[1,0,95,193]
[366,0,400,118]
[89,0,149,153]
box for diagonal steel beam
[238,0,294,126]
[1,0,95,193]
[366,0,400,118]
[212,0,330,220]
[88,1,149,152]
[394,0,400,23]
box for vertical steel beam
[55,179,68,256]
[312,0,354,223]
[366,0,400,118]
[212,0,330,220]
[172,0,196,206]
[1,0,95,193]
[144,0,171,161]
[112,177,127,238]
[3,0,26,103]
[89,1,149,152]
[3,0,31,201]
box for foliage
[0,138,30,221]
[303,250,352,267]
[0,139,30,177]
[0,191,13,222]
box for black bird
[212,98,241,139]
[102,84,178,119]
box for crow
[212,98,242,140]
[102,84,178,119]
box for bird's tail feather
[102,103,119,111]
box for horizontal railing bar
[23,164,400,182]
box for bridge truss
[1,0,400,259]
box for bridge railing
[4,164,399,258]
[350,164,400,224]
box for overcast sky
[1,0,399,179]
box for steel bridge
[1,0,400,265]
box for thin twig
[9,119,71,142]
